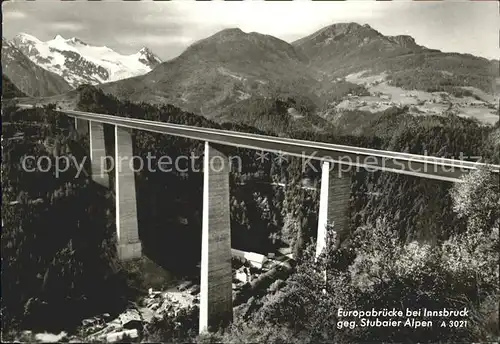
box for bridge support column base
[316,162,351,293]
[117,241,142,261]
[115,126,142,262]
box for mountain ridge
[100,27,321,119]
[98,22,497,121]
[9,33,162,87]
[292,22,497,95]
[7,23,497,127]
[293,23,424,52]
[2,37,73,97]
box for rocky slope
[2,74,27,98]
[11,33,161,87]
[2,38,72,97]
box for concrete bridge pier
[316,161,351,259]
[74,118,89,136]
[115,126,142,261]
[199,142,233,334]
[89,121,110,188]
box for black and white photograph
[1,0,499,342]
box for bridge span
[63,109,497,182]
[23,105,500,333]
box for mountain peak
[2,36,72,97]
[9,32,161,87]
[14,32,41,43]
[219,28,245,35]
[210,28,247,41]
[136,47,162,67]
[138,47,152,55]
[292,22,383,49]
[67,37,88,46]
[182,26,302,65]
[330,22,363,29]
[321,22,381,37]
[50,35,88,46]
[389,35,419,49]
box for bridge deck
[58,109,500,183]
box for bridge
[23,105,500,333]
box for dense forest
[382,53,498,95]
[1,86,499,342]
[1,103,129,334]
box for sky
[2,0,499,61]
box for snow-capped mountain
[11,33,162,87]
[2,37,72,97]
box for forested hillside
[215,96,330,135]
[2,86,498,342]
[1,104,129,334]
[213,168,499,343]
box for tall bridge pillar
[199,142,233,334]
[316,161,351,259]
[74,118,89,136]
[115,126,142,261]
[89,121,109,188]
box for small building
[231,249,267,269]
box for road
[15,105,500,182]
